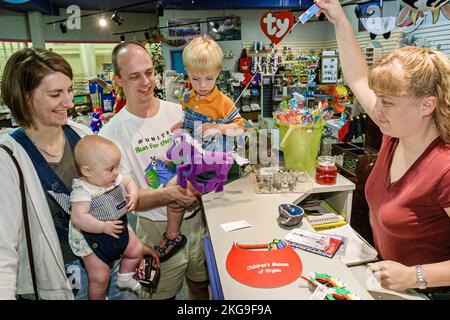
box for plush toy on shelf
[90,112,103,133]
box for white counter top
[202,174,373,300]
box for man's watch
[415,265,427,290]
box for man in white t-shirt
[100,41,209,300]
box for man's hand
[126,190,139,211]
[166,185,199,209]
[102,220,124,238]
[140,245,161,268]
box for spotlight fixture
[111,11,124,26]
[354,6,362,19]
[144,31,151,40]
[211,22,219,33]
[156,0,164,17]
[99,17,107,27]
[60,21,68,33]
[120,34,125,42]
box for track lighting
[99,17,107,27]
[156,0,164,17]
[111,11,124,26]
[60,21,68,33]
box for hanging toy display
[396,0,450,25]
[355,2,396,40]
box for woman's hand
[369,260,416,291]
[315,0,347,25]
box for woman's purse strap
[0,144,39,300]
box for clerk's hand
[369,260,416,292]
[315,0,347,25]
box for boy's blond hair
[369,46,450,144]
[182,35,223,75]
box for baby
[70,135,144,300]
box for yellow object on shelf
[278,119,324,172]
[312,218,347,231]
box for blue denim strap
[10,125,81,196]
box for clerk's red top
[366,135,450,266]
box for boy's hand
[103,220,124,238]
[170,122,183,132]
[195,122,224,137]
[126,191,138,211]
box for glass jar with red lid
[315,155,337,185]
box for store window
[0,40,30,83]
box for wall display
[207,16,241,41]
[321,56,338,84]
[356,0,382,32]
[396,0,450,24]
[260,10,294,45]
[397,8,427,33]
[168,19,200,38]
[355,2,396,39]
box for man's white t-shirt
[99,99,184,221]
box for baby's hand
[103,220,124,238]
[126,192,138,211]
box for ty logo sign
[260,11,294,45]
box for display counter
[202,173,374,300]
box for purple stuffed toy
[166,130,247,194]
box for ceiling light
[111,11,124,26]
[60,21,68,33]
[99,17,107,27]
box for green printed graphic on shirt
[134,130,173,154]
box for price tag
[310,283,330,300]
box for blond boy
[181,35,244,151]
